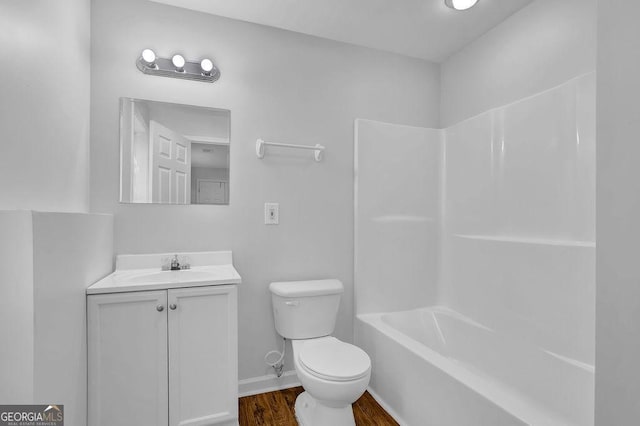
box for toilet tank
[269,279,343,339]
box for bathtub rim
[357,307,583,426]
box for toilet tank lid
[269,279,343,297]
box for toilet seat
[298,337,371,382]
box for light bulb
[200,58,214,75]
[445,0,478,10]
[140,48,156,67]
[172,54,186,71]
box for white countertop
[87,251,242,295]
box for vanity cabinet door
[88,291,169,426]
[168,285,238,426]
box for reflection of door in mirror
[120,98,230,205]
[150,120,191,204]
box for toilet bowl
[292,337,371,425]
[269,279,372,426]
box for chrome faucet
[170,255,181,270]
[168,254,190,271]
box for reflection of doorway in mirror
[190,142,229,204]
[197,179,227,204]
[120,98,230,204]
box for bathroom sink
[87,252,242,294]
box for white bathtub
[356,307,594,426]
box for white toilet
[269,279,371,426]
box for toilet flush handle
[285,300,299,307]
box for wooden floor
[239,386,399,426]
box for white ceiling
[151,0,533,62]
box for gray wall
[0,212,113,426]
[0,0,90,212]
[440,0,596,127]
[0,212,34,403]
[595,1,640,423]
[89,0,440,382]
[32,213,113,426]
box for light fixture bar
[136,50,220,83]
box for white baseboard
[367,387,407,426]
[238,370,301,397]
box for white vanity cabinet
[88,285,238,426]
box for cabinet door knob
[156,304,164,312]
[169,304,177,310]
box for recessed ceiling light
[445,0,479,11]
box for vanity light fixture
[200,58,214,76]
[136,49,220,83]
[445,0,479,10]
[172,54,186,72]
[140,48,157,68]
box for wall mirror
[120,98,230,205]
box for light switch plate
[264,203,279,225]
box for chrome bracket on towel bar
[256,138,325,162]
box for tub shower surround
[355,73,595,426]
